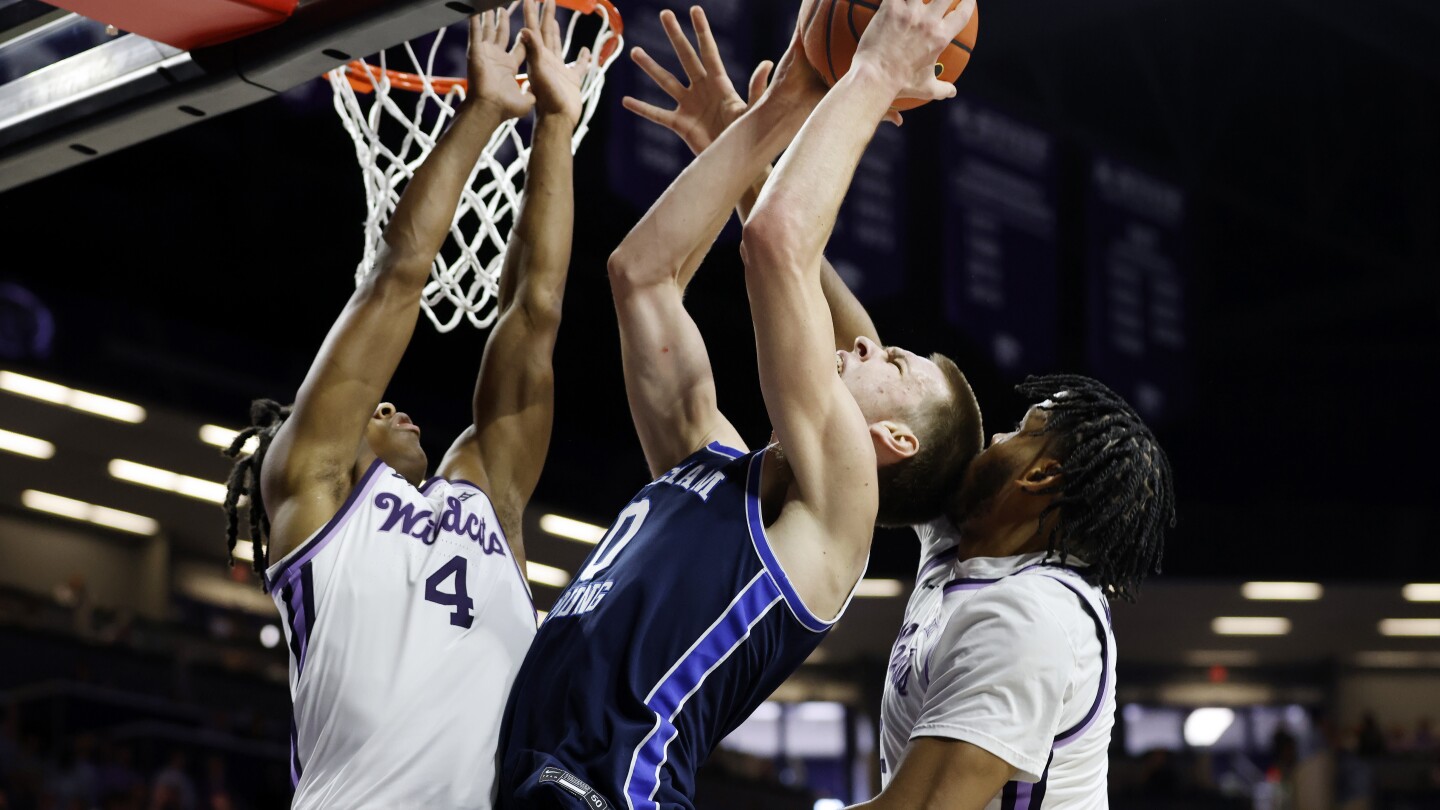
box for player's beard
[949,454,1015,527]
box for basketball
[802,0,979,111]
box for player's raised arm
[260,12,533,561]
[740,0,975,528]
[606,5,826,477]
[437,0,590,553]
[623,13,879,353]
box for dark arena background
[0,0,1437,807]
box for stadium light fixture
[1241,581,1322,601]
[854,579,906,598]
[109,459,227,504]
[1402,583,1440,602]
[539,513,606,544]
[526,560,572,588]
[0,427,54,459]
[1378,619,1440,637]
[22,489,159,535]
[1184,708,1235,747]
[0,370,145,423]
[200,424,258,455]
[1212,617,1291,636]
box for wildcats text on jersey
[374,488,507,553]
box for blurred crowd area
[2,579,1440,810]
[1110,717,1440,810]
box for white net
[328,3,621,332]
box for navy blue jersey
[499,443,842,810]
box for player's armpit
[853,737,1016,810]
[262,265,426,558]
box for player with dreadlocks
[219,4,592,808]
[859,372,1175,809]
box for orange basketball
[802,0,978,112]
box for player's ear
[870,420,919,465]
[1016,457,1062,492]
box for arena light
[539,513,605,544]
[1182,650,1260,667]
[814,800,844,810]
[1402,583,1440,602]
[1241,581,1322,601]
[0,427,55,459]
[109,459,227,504]
[259,624,282,649]
[750,702,781,721]
[200,424,258,455]
[795,702,845,721]
[526,560,572,588]
[21,489,159,535]
[1183,708,1235,747]
[1378,619,1440,637]
[232,540,255,564]
[0,370,146,423]
[1212,617,1291,636]
[853,578,905,598]
[1353,651,1440,668]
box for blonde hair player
[217,3,592,807]
[496,3,981,809]
[745,0,1178,805]
[624,3,1175,809]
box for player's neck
[954,514,1049,561]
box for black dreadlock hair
[1018,374,1176,602]
[221,399,292,585]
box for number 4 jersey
[498,443,857,810]
[265,458,537,810]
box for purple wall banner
[941,96,1060,377]
[1084,155,1189,423]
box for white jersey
[880,521,1116,809]
[266,458,537,810]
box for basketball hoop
[328,0,623,332]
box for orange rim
[341,0,623,95]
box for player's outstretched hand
[763,0,829,113]
[853,0,975,106]
[621,7,770,155]
[467,8,535,119]
[522,0,592,125]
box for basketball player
[629,7,1177,809]
[861,376,1175,809]
[497,4,981,809]
[217,4,592,807]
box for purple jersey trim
[918,547,958,582]
[743,452,834,633]
[941,562,1088,594]
[1001,751,1052,809]
[264,457,385,592]
[419,476,443,494]
[289,715,302,787]
[1044,575,1111,748]
[706,441,745,459]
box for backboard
[0,0,505,193]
